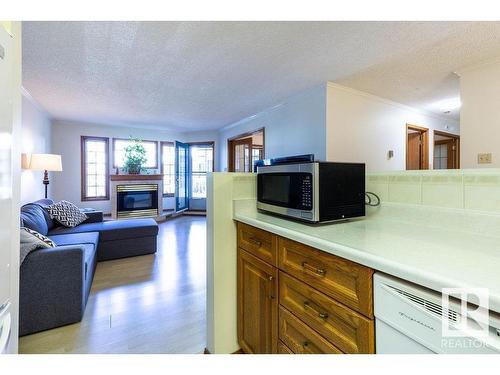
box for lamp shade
[28,154,63,171]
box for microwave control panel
[300,175,313,210]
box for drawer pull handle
[248,236,262,247]
[303,341,310,348]
[301,261,327,277]
[304,301,329,320]
[318,312,329,319]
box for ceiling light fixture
[433,97,461,113]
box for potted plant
[123,137,147,174]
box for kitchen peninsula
[206,171,500,354]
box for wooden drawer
[279,307,342,354]
[278,237,374,317]
[237,222,278,266]
[278,340,294,354]
[279,272,374,353]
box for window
[113,138,158,169]
[161,142,175,196]
[251,146,263,171]
[81,136,109,201]
[190,143,214,199]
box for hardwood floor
[19,216,207,354]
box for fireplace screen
[117,184,158,218]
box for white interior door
[0,26,13,311]
[0,25,14,354]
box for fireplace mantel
[110,174,163,181]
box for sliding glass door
[175,141,189,212]
[167,141,214,212]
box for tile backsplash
[367,169,500,214]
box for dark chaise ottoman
[48,218,159,261]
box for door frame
[186,141,215,212]
[175,141,189,212]
[406,124,429,170]
[433,130,460,169]
[228,127,265,172]
[231,138,252,173]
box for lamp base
[43,170,49,199]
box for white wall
[218,84,327,171]
[459,60,500,168]
[20,91,52,204]
[51,120,185,214]
[206,173,256,354]
[326,82,460,172]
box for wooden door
[407,132,421,170]
[448,138,459,169]
[406,124,429,170]
[433,131,460,169]
[227,128,265,172]
[230,138,252,172]
[237,248,278,353]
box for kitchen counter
[233,199,500,314]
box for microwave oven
[256,161,365,223]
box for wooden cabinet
[278,237,374,318]
[237,248,278,353]
[238,222,278,266]
[279,307,342,354]
[279,272,374,353]
[277,340,294,354]
[236,222,375,354]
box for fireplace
[116,184,159,219]
[110,174,163,220]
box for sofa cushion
[49,232,99,269]
[34,199,56,230]
[20,227,54,264]
[20,203,52,235]
[47,200,88,228]
[48,218,159,242]
[49,232,99,248]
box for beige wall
[51,120,184,213]
[459,60,500,168]
[326,82,460,172]
[20,91,53,204]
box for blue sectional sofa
[19,199,159,336]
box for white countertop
[233,199,500,314]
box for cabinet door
[237,248,278,353]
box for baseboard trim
[183,211,206,216]
[203,348,244,354]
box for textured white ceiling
[22,21,500,131]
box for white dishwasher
[374,273,500,354]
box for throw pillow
[20,227,55,264]
[47,200,88,228]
